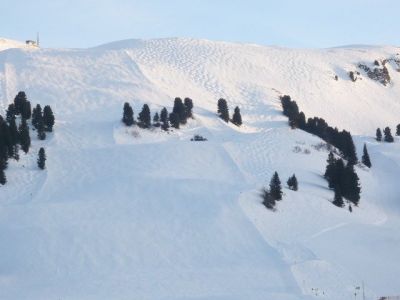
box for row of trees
[217,99,242,126]
[281,95,358,165]
[0,92,53,185]
[376,127,394,142]
[262,172,298,210]
[122,97,194,130]
[325,152,361,207]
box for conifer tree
[21,101,31,120]
[287,174,298,191]
[6,104,16,123]
[0,163,6,185]
[169,112,180,129]
[43,105,55,132]
[269,171,282,201]
[261,188,275,210]
[138,104,151,128]
[232,106,242,126]
[37,117,46,140]
[173,97,187,124]
[184,97,194,119]
[153,112,160,127]
[362,143,371,168]
[13,91,27,115]
[341,164,361,206]
[384,126,394,143]
[122,102,134,126]
[217,98,229,122]
[19,118,31,153]
[376,128,382,141]
[396,124,400,136]
[160,107,169,131]
[32,104,43,130]
[332,186,344,207]
[37,147,46,170]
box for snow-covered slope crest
[0,37,400,300]
[0,38,36,52]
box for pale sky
[1,0,399,48]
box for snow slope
[0,37,400,299]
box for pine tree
[169,112,180,129]
[261,188,275,210]
[13,91,28,115]
[332,186,344,207]
[396,124,400,136]
[217,98,229,122]
[6,104,16,123]
[184,97,194,119]
[160,107,169,131]
[37,117,46,140]
[173,97,187,124]
[43,105,55,132]
[362,143,371,168]
[153,112,160,127]
[269,171,282,201]
[287,174,298,191]
[138,104,151,128]
[122,102,134,126]
[384,127,394,143]
[232,106,242,126]
[341,164,361,206]
[21,101,32,120]
[37,147,46,170]
[376,128,382,141]
[0,164,6,185]
[19,118,31,153]
[32,104,43,130]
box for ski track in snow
[0,37,399,299]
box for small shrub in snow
[287,174,298,191]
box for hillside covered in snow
[0,37,399,300]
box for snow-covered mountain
[0,37,399,300]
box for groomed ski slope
[0,38,399,299]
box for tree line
[217,98,242,126]
[0,92,52,185]
[122,97,194,130]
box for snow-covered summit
[0,37,399,300]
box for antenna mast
[36,32,40,47]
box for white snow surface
[0,37,400,300]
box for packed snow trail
[0,37,399,299]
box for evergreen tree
[19,118,31,153]
[261,188,275,210]
[287,174,298,191]
[376,128,382,141]
[6,104,16,123]
[396,124,400,136]
[160,107,169,131]
[173,97,187,124]
[37,117,46,140]
[32,104,43,130]
[217,98,229,122]
[341,164,361,206]
[232,106,242,126]
[269,171,282,201]
[13,91,27,115]
[21,101,31,120]
[43,105,55,132]
[122,102,134,126]
[0,163,6,185]
[184,97,194,119]
[153,112,160,127]
[169,112,180,129]
[384,126,394,143]
[362,143,371,168]
[37,147,46,170]
[138,104,151,128]
[332,186,344,207]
